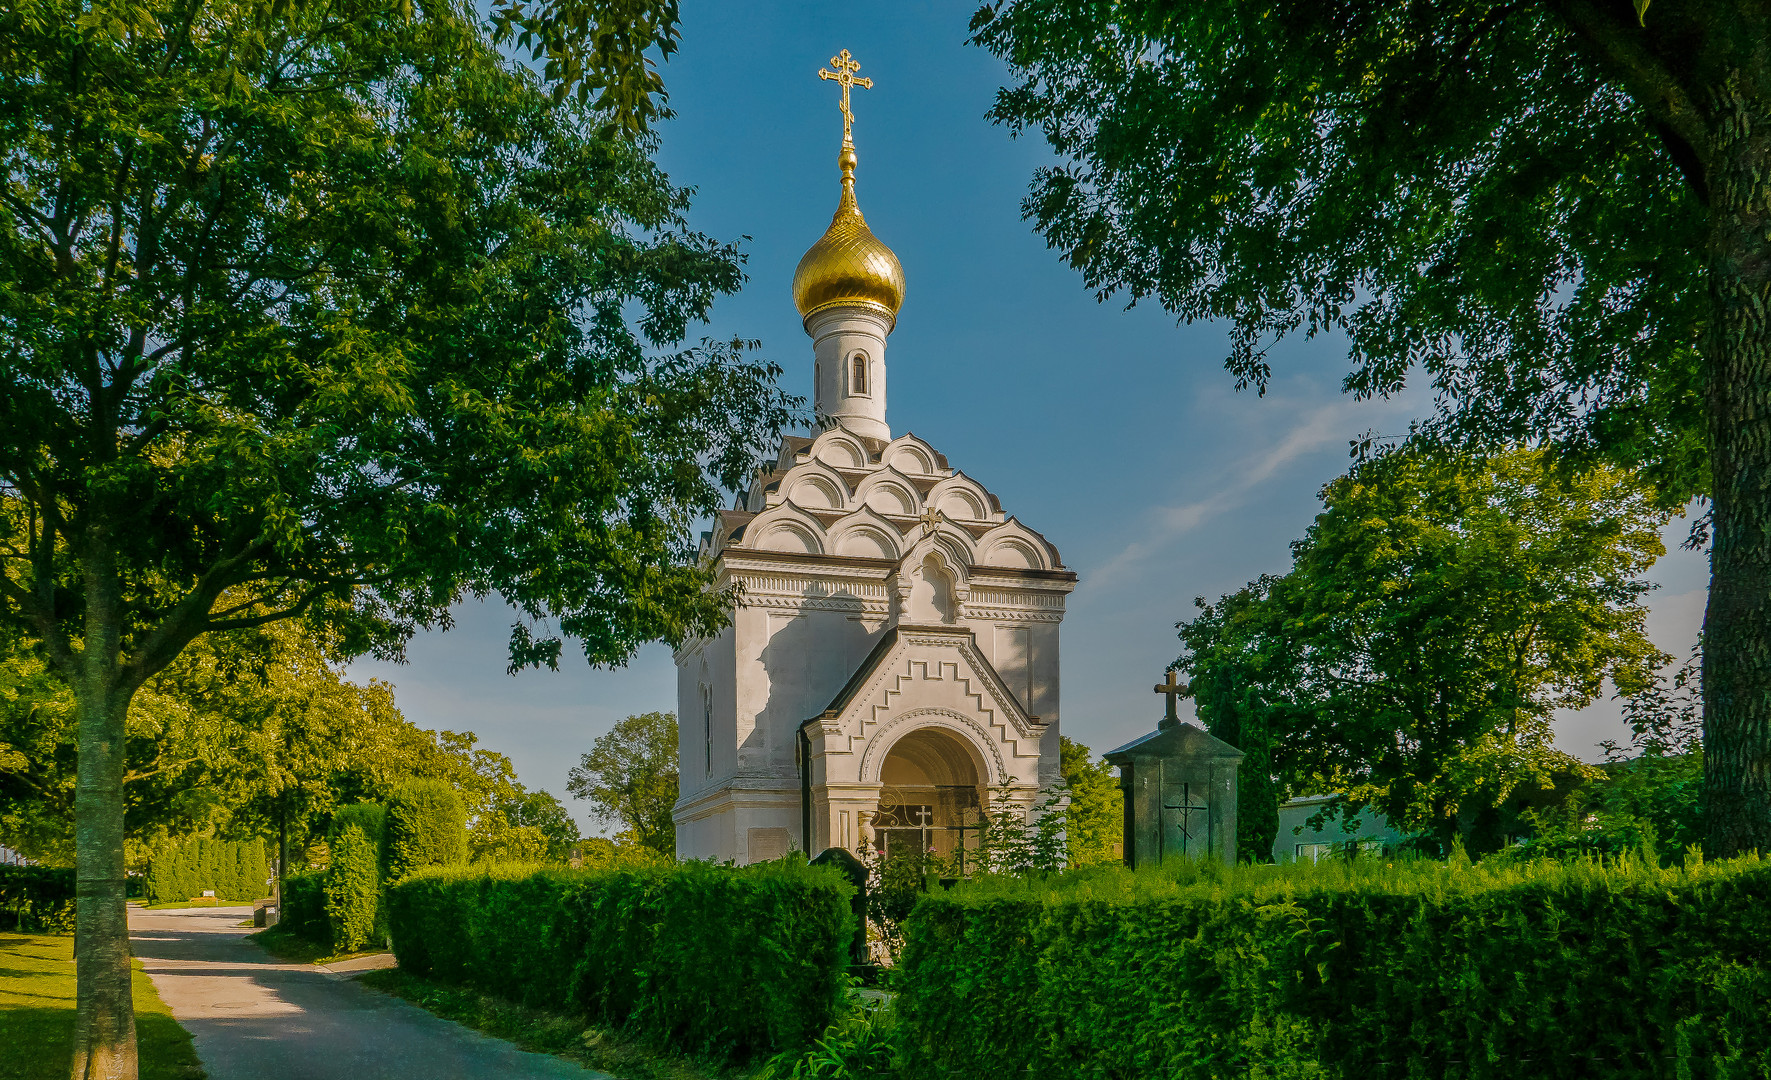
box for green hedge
[279,871,327,942]
[0,865,76,933]
[896,855,1771,1080]
[384,779,466,882]
[386,859,855,1061]
[146,838,268,904]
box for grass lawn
[135,899,261,910]
[245,925,386,967]
[358,969,753,1080]
[0,932,205,1080]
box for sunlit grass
[0,932,205,1080]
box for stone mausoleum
[672,55,1075,864]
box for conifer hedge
[146,838,268,904]
[896,855,1771,1080]
[385,859,855,1061]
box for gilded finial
[818,49,872,149]
[792,48,904,325]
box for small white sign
[201,890,215,897]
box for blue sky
[349,2,1709,832]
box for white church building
[672,82,1076,864]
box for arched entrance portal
[872,727,984,861]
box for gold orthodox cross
[1154,669,1188,723]
[918,507,944,534]
[819,49,873,146]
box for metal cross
[819,49,873,146]
[1154,669,1187,723]
[918,506,944,534]
[1163,783,1209,854]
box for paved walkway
[129,905,606,1080]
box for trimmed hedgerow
[279,871,327,942]
[383,779,467,883]
[0,865,76,932]
[146,838,268,904]
[895,854,1771,1080]
[386,858,855,1062]
[323,824,382,951]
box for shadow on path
[130,906,605,1080]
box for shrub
[0,865,76,933]
[386,858,855,1062]
[279,871,327,942]
[896,854,1771,1080]
[323,824,382,952]
[383,779,467,882]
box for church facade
[672,76,1075,863]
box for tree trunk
[70,543,137,1080]
[1702,76,1771,859]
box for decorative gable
[805,625,1046,785]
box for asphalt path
[129,905,606,1080]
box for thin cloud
[1088,396,1407,590]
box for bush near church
[145,838,268,904]
[385,858,855,1061]
[321,802,388,950]
[896,854,1771,1079]
[383,779,468,882]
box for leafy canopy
[1179,448,1670,851]
[971,0,1707,503]
[0,0,798,692]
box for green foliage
[568,711,679,858]
[757,992,898,1080]
[896,854,1771,1079]
[576,835,669,870]
[0,618,514,877]
[470,817,552,864]
[331,803,388,852]
[1058,736,1121,867]
[0,0,795,1058]
[1179,448,1668,854]
[323,824,382,953]
[969,0,1710,504]
[0,865,75,933]
[502,788,583,863]
[278,871,328,945]
[383,780,469,883]
[386,858,855,1062]
[146,837,268,904]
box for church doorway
[873,727,983,864]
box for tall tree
[567,710,678,857]
[0,2,793,1074]
[971,0,1771,853]
[1179,449,1669,854]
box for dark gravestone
[1104,671,1243,867]
[810,847,870,968]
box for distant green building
[1273,795,1409,863]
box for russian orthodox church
[672,58,1075,863]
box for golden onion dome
[792,146,905,325]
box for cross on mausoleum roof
[1154,668,1187,728]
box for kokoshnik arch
[672,51,1076,864]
